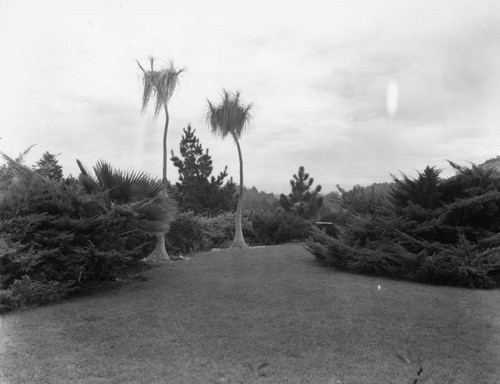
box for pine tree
[171,125,236,214]
[280,166,323,219]
[34,151,63,181]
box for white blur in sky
[1,0,500,194]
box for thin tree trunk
[231,136,247,249]
[145,104,172,261]
[162,106,169,185]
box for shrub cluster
[307,164,500,289]
[251,210,311,245]
[0,171,154,312]
[165,210,311,255]
[165,212,254,255]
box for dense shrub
[199,212,254,249]
[165,212,255,255]
[307,217,500,289]
[1,276,72,312]
[307,163,500,289]
[250,210,311,245]
[165,212,204,255]
[0,161,155,311]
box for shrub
[9,276,72,307]
[164,212,257,255]
[0,289,18,313]
[0,276,73,313]
[250,210,311,245]
[307,163,500,289]
[0,162,156,311]
[306,211,500,289]
[199,212,254,249]
[166,212,204,255]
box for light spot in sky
[386,80,399,118]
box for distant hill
[479,156,500,174]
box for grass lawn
[1,243,499,384]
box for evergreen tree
[280,166,323,219]
[34,151,63,181]
[171,125,236,215]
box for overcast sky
[1,0,500,194]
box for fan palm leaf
[134,197,177,234]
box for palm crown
[206,90,253,139]
[137,57,184,117]
[76,159,176,235]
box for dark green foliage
[307,162,500,289]
[390,166,442,210]
[165,212,204,255]
[198,213,254,249]
[337,184,388,214]
[164,212,254,255]
[0,153,155,311]
[0,276,72,313]
[242,186,280,214]
[280,166,323,219]
[171,125,237,214]
[34,151,63,181]
[250,210,311,245]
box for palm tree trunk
[146,104,172,261]
[231,136,247,249]
[162,106,169,185]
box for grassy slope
[1,244,499,384]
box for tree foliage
[170,125,236,214]
[0,152,154,312]
[34,151,63,181]
[76,159,176,237]
[280,166,323,219]
[307,162,500,289]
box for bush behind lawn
[166,210,311,255]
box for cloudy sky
[1,0,500,194]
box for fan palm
[137,57,184,260]
[206,90,253,248]
[76,160,176,259]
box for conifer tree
[171,125,236,214]
[34,151,63,181]
[280,166,323,219]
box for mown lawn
[1,244,499,384]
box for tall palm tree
[206,90,253,248]
[137,57,184,261]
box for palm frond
[78,174,101,194]
[15,145,36,163]
[93,160,117,191]
[205,89,253,140]
[76,159,92,177]
[111,169,163,203]
[0,150,36,182]
[137,58,185,118]
[133,197,177,234]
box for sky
[1,0,500,194]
